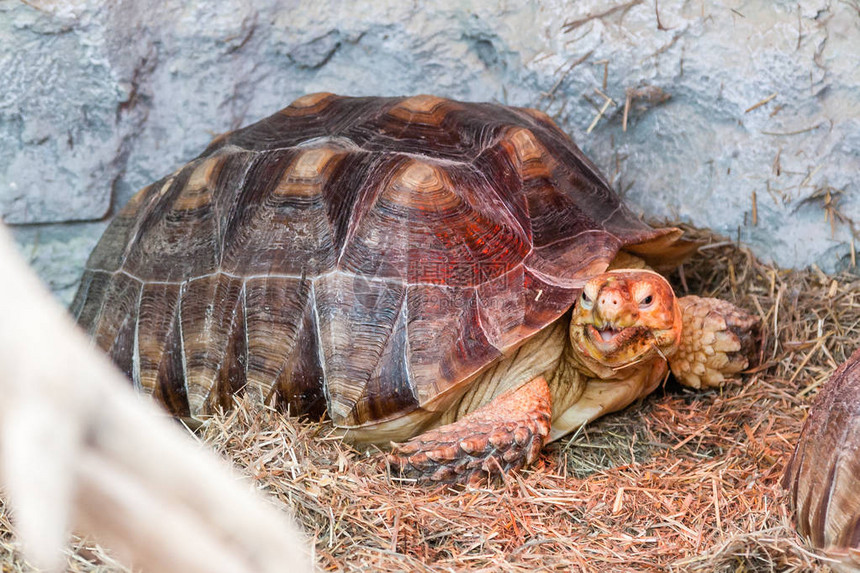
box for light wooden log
[0,223,313,573]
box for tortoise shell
[72,93,689,429]
[784,347,860,565]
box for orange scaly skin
[387,270,759,484]
[386,377,552,485]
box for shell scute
[243,276,311,403]
[73,270,111,331]
[340,156,530,288]
[178,273,246,414]
[220,148,341,276]
[282,92,340,115]
[476,265,528,351]
[89,272,141,382]
[406,284,502,406]
[150,291,190,419]
[121,151,252,282]
[85,180,169,275]
[387,94,459,121]
[314,271,414,424]
[344,97,504,162]
[136,282,181,394]
[270,279,327,419]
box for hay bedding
[1,227,856,572]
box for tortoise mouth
[594,325,623,342]
[584,324,650,358]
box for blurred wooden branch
[0,223,313,573]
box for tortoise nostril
[599,296,620,308]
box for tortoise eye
[639,294,654,308]
[580,291,593,309]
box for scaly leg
[669,296,760,389]
[386,376,552,485]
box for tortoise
[784,347,860,572]
[72,93,759,484]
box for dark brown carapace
[72,93,692,430]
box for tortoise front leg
[386,376,552,485]
[669,296,760,389]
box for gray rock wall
[3,0,858,304]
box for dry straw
[2,224,856,572]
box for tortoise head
[569,270,682,377]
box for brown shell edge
[783,346,860,555]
